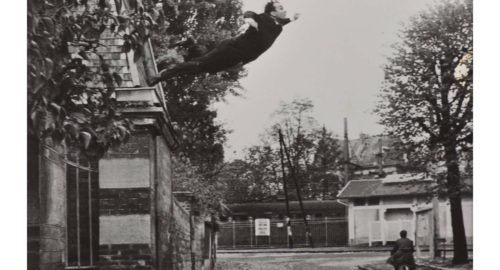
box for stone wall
[38,138,67,270]
[99,244,153,270]
[99,132,154,269]
[155,135,174,270]
[28,135,40,270]
[171,200,192,270]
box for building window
[66,155,99,269]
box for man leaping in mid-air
[148,0,299,86]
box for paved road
[216,252,391,270]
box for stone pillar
[98,131,154,269]
[38,139,67,270]
[347,205,355,245]
[28,135,41,270]
[381,208,387,246]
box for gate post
[232,220,236,249]
[325,217,328,246]
[249,217,253,248]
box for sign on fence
[255,219,271,236]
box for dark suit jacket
[231,11,291,63]
[390,237,415,266]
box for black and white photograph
[12,0,489,269]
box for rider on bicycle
[388,230,416,270]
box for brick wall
[99,244,153,270]
[171,201,192,270]
[100,188,150,215]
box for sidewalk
[218,246,392,254]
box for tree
[309,127,343,199]
[270,98,343,200]
[149,0,247,211]
[218,98,343,202]
[376,0,472,264]
[27,0,168,157]
[150,0,245,169]
[270,98,318,173]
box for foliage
[148,0,247,210]
[375,0,472,263]
[376,0,472,165]
[219,98,344,203]
[150,0,246,171]
[27,0,164,156]
[172,156,226,214]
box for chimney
[343,118,349,182]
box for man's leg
[148,61,204,86]
[149,41,242,85]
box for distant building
[345,134,406,179]
[337,173,473,246]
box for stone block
[99,215,151,245]
[99,158,150,189]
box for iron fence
[218,218,348,249]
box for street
[216,252,395,270]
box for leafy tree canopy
[375,0,472,263]
[150,0,247,212]
[28,0,166,157]
[218,98,344,203]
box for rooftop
[338,174,472,199]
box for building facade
[27,1,215,269]
[337,174,473,247]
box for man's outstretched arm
[243,11,259,30]
[274,13,300,26]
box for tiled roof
[338,175,473,198]
[68,0,177,147]
[337,179,435,199]
[69,0,156,90]
[68,0,135,88]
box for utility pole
[321,125,329,200]
[279,129,314,248]
[377,137,384,176]
[278,130,293,248]
[343,118,350,183]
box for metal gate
[65,155,99,269]
[218,218,348,249]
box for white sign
[254,218,271,236]
[276,222,284,228]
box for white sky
[215,0,439,160]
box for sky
[213,0,439,160]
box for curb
[357,263,460,270]
[218,248,391,254]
